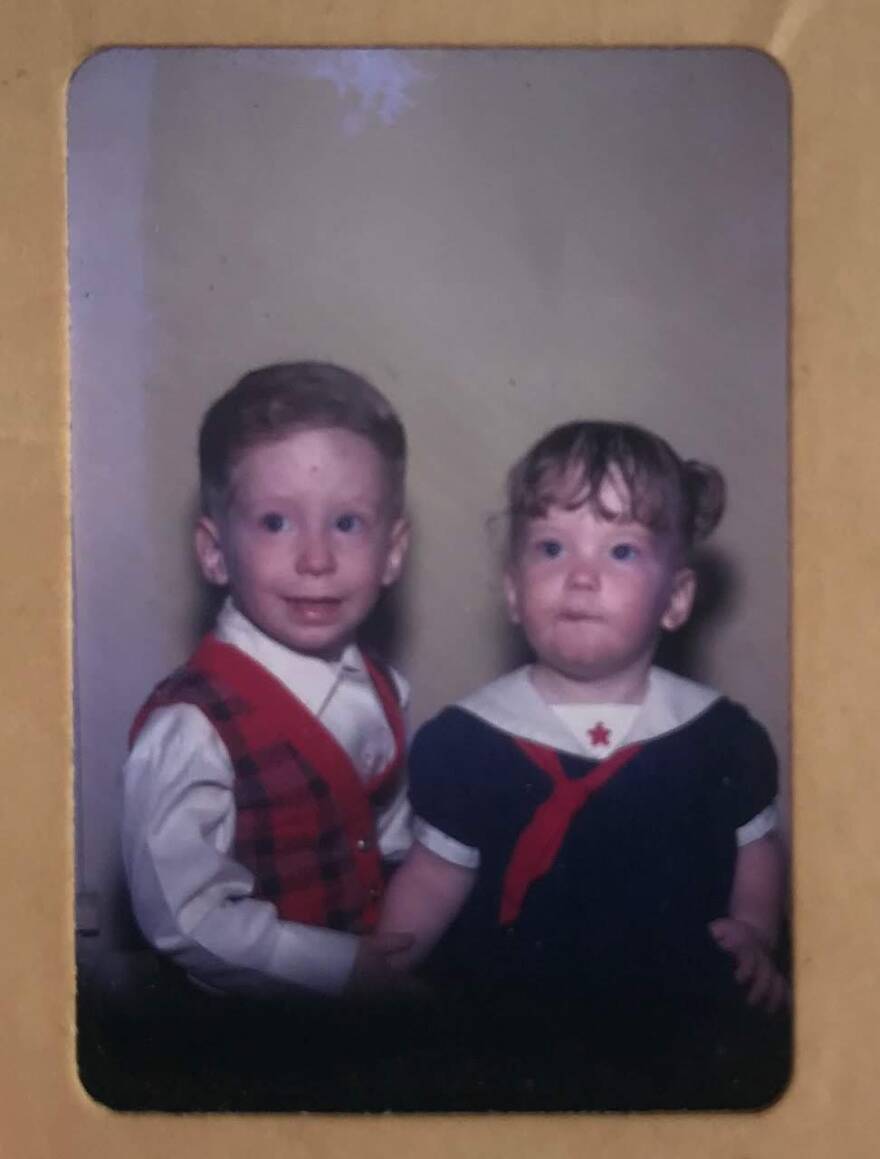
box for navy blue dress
[407,687,788,1106]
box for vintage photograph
[69,46,790,1112]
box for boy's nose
[295,533,335,576]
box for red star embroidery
[587,721,611,746]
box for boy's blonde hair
[199,361,406,518]
[506,420,725,558]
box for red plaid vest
[129,635,406,934]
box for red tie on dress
[499,737,642,925]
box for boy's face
[195,427,408,660]
[504,475,694,701]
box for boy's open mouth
[285,597,343,624]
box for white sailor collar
[456,665,721,755]
[214,598,364,717]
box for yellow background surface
[1,0,877,1155]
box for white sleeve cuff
[267,923,359,995]
[413,817,481,868]
[735,800,779,847]
[171,914,360,998]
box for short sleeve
[408,710,487,853]
[721,706,780,833]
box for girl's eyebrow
[605,518,652,533]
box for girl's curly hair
[506,420,725,558]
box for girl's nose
[568,556,600,590]
[295,532,335,576]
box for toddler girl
[380,421,789,1106]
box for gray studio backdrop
[69,47,789,982]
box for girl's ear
[381,517,410,586]
[661,567,696,632]
[503,570,522,625]
[194,516,229,587]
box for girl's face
[504,476,695,703]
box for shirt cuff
[735,800,779,847]
[413,817,481,868]
[267,923,360,995]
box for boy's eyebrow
[237,491,384,511]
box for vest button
[368,886,381,900]
[355,837,372,852]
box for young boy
[123,361,412,999]
[379,420,788,1103]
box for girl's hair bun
[683,459,726,543]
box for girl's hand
[346,931,422,998]
[709,917,789,1014]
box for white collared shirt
[414,665,778,868]
[121,600,411,997]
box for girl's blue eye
[611,542,638,561]
[335,513,363,533]
[537,539,563,559]
[261,512,288,533]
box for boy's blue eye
[537,539,563,559]
[261,512,289,533]
[335,513,363,533]
[610,542,638,561]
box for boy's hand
[346,931,423,999]
[709,917,789,1014]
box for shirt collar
[213,598,364,717]
[457,665,720,754]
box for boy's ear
[381,517,410,586]
[661,567,696,632]
[194,516,229,587]
[503,570,522,625]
